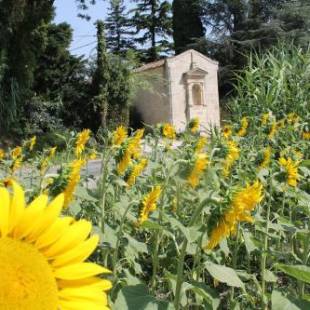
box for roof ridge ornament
[191,51,198,69]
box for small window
[192,84,203,106]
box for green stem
[151,163,175,291]
[192,234,203,281]
[261,200,271,306]
[150,232,161,291]
[299,217,310,297]
[174,239,188,310]
[230,225,240,304]
[112,202,135,277]
[99,147,113,231]
[278,192,286,250]
[152,136,159,161]
[174,193,215,309]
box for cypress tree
[108,56,131,128]
[106,0,135,55]
[91,21,110,131]
[130,0,172,61]
[172,0,205,54]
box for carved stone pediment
[184,67,208,80]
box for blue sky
[54,0,113,57]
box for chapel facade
[133,49,220,132]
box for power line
[75,34,96,38]
[70,41,97,52]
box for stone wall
[133,49,221,132]
[167,50,220,132]
[134,66,171,126]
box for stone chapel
[133,49,220,132]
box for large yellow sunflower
[0,180,111,310]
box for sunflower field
[0,108,309,310]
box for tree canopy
[0,0,309,137]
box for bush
[22,95,65,136]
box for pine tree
[172,0,205,54]
[130,0,172,61]
[275,0,310,47]
[106,0,135,55]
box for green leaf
[219,238,230,256]
[113,284,174,310]
[205,167,220,190]
[166,216,190,241]
[102,224,118,248]
[75,186,98,202]
[301,159,310,168]
[276,264,310,284]
[69,201,81,215]
[124,233,148,259]
[205,262,244,288]
[141,221,164,230]
[296,190,310,208]
[272,290,310,310]
[190,281,220,309]
[124,269,142,286]
[242,230,258,253]
[265,270,278,283]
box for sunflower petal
[0,187,10,237]
[54,263,111,280]
[43,220,92,257]
[59,299,109,310]
[35,217,73,249]
[26,194,64,242]
[7,180,25,233]
[13,194,48,239]
[52,235,99,267]
[58,278,112,291]
[59,287,108,304]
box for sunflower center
[0,237,58,310]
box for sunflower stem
[151,162,174,292]
[174,193,214,309]
[174,239,188,310]
[230,224,240,305]
[261,199,271,306]
[112,202,134,278]
[150,231,161,292]
[99,147,113,231]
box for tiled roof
[134,59,166,72]
[135,49,219,73]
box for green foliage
[0,0,55,133]
[276,265,310,284]
[229,44,310,120]
[0,51,19,134]
[0,0,54,91]
[108,55,131,128]
[130,0,172,61]
[114,284,173,309]
[33,23,85,99]
[172,0,205,54]
[106,0,135,55]
[21,96,65,136]
[199,0,310,94]
[3,111,309,309]
[90,21,110,132]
